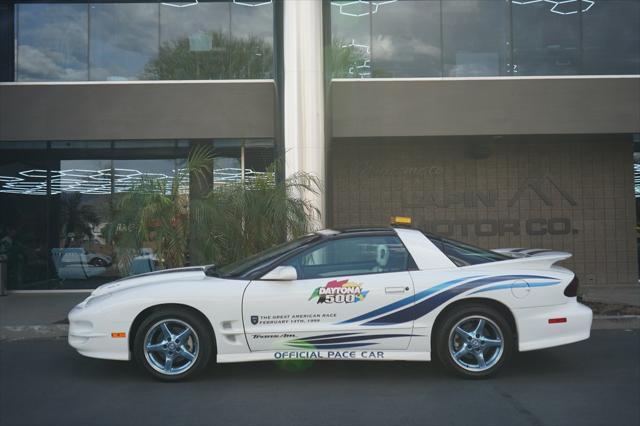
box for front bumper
[515,300,593,352]
[68,302,130,361]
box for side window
[438,237,508,267]
[283,236,410,280]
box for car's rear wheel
[133,308,212,381]
[435,304,514,379]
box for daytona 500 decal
[308,279,368,304]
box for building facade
[0,0,639,292]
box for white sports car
[68,222,592,380]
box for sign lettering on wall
[401,176,579,237]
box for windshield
[215,234,320,278]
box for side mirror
[261,266,297,281]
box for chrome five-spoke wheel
[134,308,213,381]
[436,304,514,378]
[143,319,200,376]
[448,316,504,372]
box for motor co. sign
[403,177,579,237]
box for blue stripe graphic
[289,333,416,345]
[287,342,376,349]
[469,280,560,294]
[339,276,483,324]
[362,275,554,326]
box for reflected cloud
[18,45,87,81]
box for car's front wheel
[133,308,213,381]
[435,304,514,379]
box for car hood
[90,266,208,297]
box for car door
[243,234,416,351]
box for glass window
[216,234,319,278]
[371,0,442,77]
[89,3,159,81]
[431,236,509,267]
[16,3,88,81]
[52,159,115,289]
[230,0,275,78]
[582,0,640,75]
[153,1,230,80]
[283,235,410,279]
[330,0,372,78]
[0,159,50,290]
[442,0,508,77]
[512,0,580,75]
[0,139,276,289]
[14,1,274,81]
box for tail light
[564,276,579,297]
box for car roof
[318,226,394,235]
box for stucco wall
[332,77,640,138]
[0,81,276,141]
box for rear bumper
[514,300,592,352]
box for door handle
[385,286,409,294]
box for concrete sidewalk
[1,289,639,341]
[581,285,640,307]
[0,292,87,341]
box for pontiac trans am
[68,227,592,380]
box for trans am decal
[308,279,369,304]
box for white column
[283,0,325,227]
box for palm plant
[103,145,213,274]
[104,146,321,274]
[190,165,321,267]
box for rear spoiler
[492,248,571,258]
[491,248,572,270]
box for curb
[591,315,640,330]
[0,324,69,342]
[1,316,639,342]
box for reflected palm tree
[142,31,273,80]
[60,193,100,248]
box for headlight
[84,294,112,308]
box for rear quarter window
[428,235,509,267]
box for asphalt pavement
[0,330,638,426]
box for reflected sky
[331,0,640,77]
[15,1,274,81]
[16,4,89,81]
[12,0,640,80]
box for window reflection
[0,161,49,289]
[0,139,275,289]
[582,0,640,75]
[155,2,229,80]
[89,3,159,81]
[371,0,441,77]
[14,1,274,81]
[230,0,275,78]
[53,159,114,288]
[16,3,88,81]
[330,1,371,78]
[442,0,508,77]
[512,0,580,75]
[329,0,638,77]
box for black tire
[133,308,213,381]
[434,304,514,379]
[89,257,108,267]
